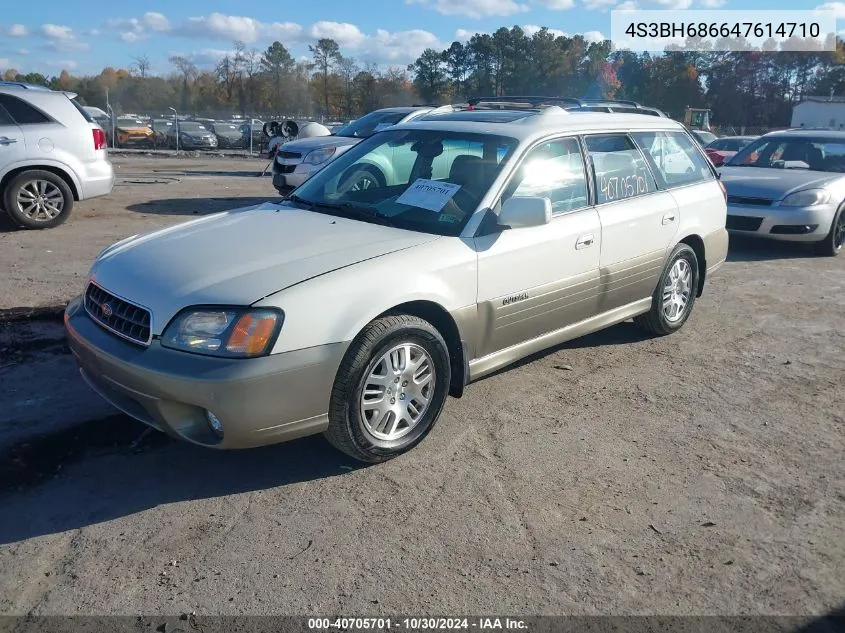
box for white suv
[0,81,114,229]
[66,102,727,462]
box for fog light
[205,410,224,438]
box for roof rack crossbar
[578,98,643,108]
[467,96,583,108]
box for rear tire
[814,205,844,257]
[3,170,74,230]
[634,243,699,336]
[324,314,451,463]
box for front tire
[3,170,74,229]
[338,164,385,193]
[325,314,451,463]
[814,205,844,257]
[634,243,699,336]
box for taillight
[93,128,107,150]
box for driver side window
[502,137,588,214]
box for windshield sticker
[396,179,461,212]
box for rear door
[631,129,724,249]
[475,136,601,356]
[0,100,26,171]
[583,133,678,313]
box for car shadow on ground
[727,234,821,261]
[481,321,654,381]
[0,414,363,544]
[149,169,273,178]
[126,197,281,216]
[792,603,845,633]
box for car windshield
[179,122,208,132]
[290,129,518,236]
[727,136,845,172]
[118,118,147,126]
[214,123,240,131]
[693,131,717,145]
[333,111,410,138]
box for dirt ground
[0,156,842,618]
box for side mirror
[499,196,552,229]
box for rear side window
[632,131,714,188]
[585,134,656,204]
[0,94,51,125]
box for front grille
[277,150,302,160]
[84,282,152,346]
[727,195,773,206]
[726,215,764,231]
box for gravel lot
[0,156,843,618]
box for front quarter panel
[256,237,479,354]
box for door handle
[0,137,18,145]
[662,213,676,225]
[575,233,595,250]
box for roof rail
[0,80,53,91]
[465,95,667,117]
[578,98,642,108]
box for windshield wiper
[288,195,397,227]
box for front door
[583,133,679,312]
[475,136,601,357]
[0,105,26,171]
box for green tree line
[3,29,844,128]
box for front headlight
[303,147,337,165]
[162,307,283,358]
[781,189,831,207]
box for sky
[0,0,842,76]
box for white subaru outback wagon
[65,103,728,463]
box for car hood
[89,201,438,334]
[117,126,152,134]
[718,166,844,201]
[280,135,361,153]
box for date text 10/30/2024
[308,617,528,630]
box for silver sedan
[719,129,845,256]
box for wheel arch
[378,300,467,398]
[678,233,706,297]
[0,164,80,201]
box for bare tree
[132,55,151,78]
[169,55,198,111]
[338,56,359,117]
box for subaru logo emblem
[101,303,113,317]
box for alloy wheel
[359,343,436,441]
[662,258,692,323]
[16,180,64,222]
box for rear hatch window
[70,98,95,122]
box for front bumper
[272,160,319,191]
[65,296,348,449]
[726,202,836,242]
[182,138,218,149]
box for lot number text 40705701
[307,617,528,630]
